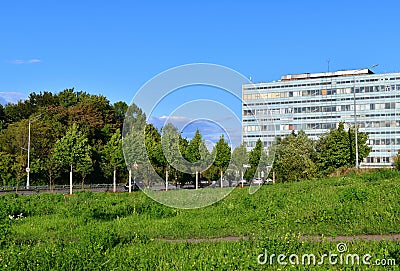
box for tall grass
[1,169,399,270]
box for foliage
[0,89,130,186]
[101,129,126,181]
[160,123,195,186]
[212,134,231,185]
[393,152,400,170]
[0,152,18,186]
[316,122,371,174]
[122,103,147,168]
[231,143,249,180]
[185,129,212,184]
[145,124,165,179]
[186,129,203,164]
[246,139,268,180]
[0,88,376,187]
[273,131,317,182]
[213,134,231,171]
[52,123,93,184]
[113,101,128,129]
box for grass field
[0,169,399,270]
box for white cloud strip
[0,92,27,105]
[6,59,41,64]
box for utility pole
[26,113,43,189]
[353,64,378,169]
[26,120,31,189]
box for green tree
[273,131,317,182]
[393,152,400,170]
[3,100,35,124]
[28,91,59,108]
[102,129,126,192]
[316,122,371,173]
[58,88,79,108]
[52,123,92,193]
[113,101,128,129]
[122,103,147,188]
[0,104,5,130]
[186,130,202,163]
[0,120,29,187]
[27,118,59,186]
[246,139,264,180]
[161,123,185,187]
[213,134,231,188]
[231,143,249,181]
[177,135,191,186]
[145,124,165,176]
[0,152,17,186]
[186,129,211,188]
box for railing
[0,183,124,193]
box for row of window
[243,94,400,108]
[365,157,391,164]
[369,138,400,145]
[243,85,400,100]
[244,120,400,132]
[243,76,400,91]
[243,103,399,117]
[243,128,400,138]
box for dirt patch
[155,236,249,243]
[155,234,400,243]
[301,234,400,242]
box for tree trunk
[70,164,73,195]
[113,165,117,193]
[195,170,198,190]
[165,167,169,191]
[128,168,132,193]
[49,173,53,193]
[220,170,223,188]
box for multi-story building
[242,68,400,167]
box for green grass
[0,169,400,270]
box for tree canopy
[0,88,375,187]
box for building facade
[242,69,400,168]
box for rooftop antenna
[327,59,330,72]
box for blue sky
[1,0,400,143]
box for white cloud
[158,115,193,121]
[8,59,25,64]
[6,59,41,64]
[148,115,242,148]
[0,92,27,105]
[28,59,41,64]
[148,115,193,129]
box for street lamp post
[26,120,31,189]
[353,64,378,169]
[26,113,43,189]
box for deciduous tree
[52,123,92,193]
[102,129,125,192]
[213,135,231,188]
[273,131,317,182]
